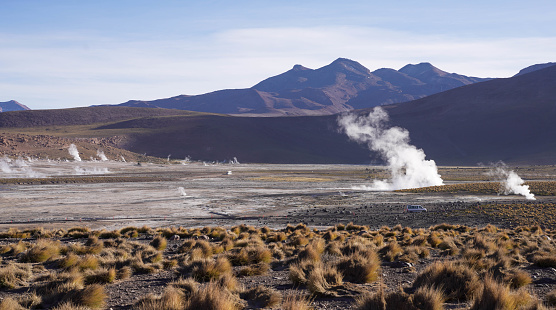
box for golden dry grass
[0,221,554,309]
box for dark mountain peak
[325,58,371,76]
[399,62,446,77]
[291,64,310,71]
[0,100,31,112]
[514,62,556,77]
[398,62,489,88]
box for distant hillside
[513,62,556,76]
[381,63,556,165]
[0,100,30,112]
[116,58,490,116]
[0,106,200,128]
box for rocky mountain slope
[0,100,30,112]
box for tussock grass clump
[0,297,26,310]
[0,263,32,289]
[412,285,446,310]
[289,260,313,286]
[504,269,532,289]
[117,266,132,280]
[469,276,533,310]
[0,241,28,256]
[190,257,232,282]
[336,253,380,284]
[20,239,61,263]
[379,240,403,262]
[131,259,158,274]
[61,284,107,309]
[532,253,556,268]
[150,236,167,251]
[78,255,99,271]
[17,292,43,309]
[282,294,312,310]
[169,277,198,297]
[238,262,270,277]
[545,290,556,307]
[229,246,272,266]
[133,286,185,310]
[97,230,121,239]
[306,263,343,295]
[184,281,240,310]
[413,260,480,301]
[51,301,91,310]
[84,268,116,284]
[241,285,282,308]
[59,253,80,269]
[356,285,445,310]
[355,288,413,310]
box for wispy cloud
[0,26,554,109]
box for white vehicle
[405,205,427,213]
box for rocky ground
[0,161,555,309]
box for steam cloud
[73,166,110,175]
[489,163,535,200]
[97,150,108,161]
[68,144,81,161]
[0,156,44,178]
[338,107,443,190]
[178,187,187,197]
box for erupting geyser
[489,163,535,200]
[97,150,108,161]
[338,107,443,190]
[68,144,81,162]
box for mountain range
[0,61,555,165]
[115,58,489,116]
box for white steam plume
[68,144,81,161]
[0,157,13,173]
[338,107,443,191]
[489,163,535,200]
[97,150,108,161]
[73,166,110,175]
[178,187,187,197]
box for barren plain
[1,160,556,309]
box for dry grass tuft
[282,294,312,310]
[69,284,107,309]
[184,281,240,310]
[504,269,532,289]
[0,263,32,289]
[150,236,168,251]
[20,239,60,263]
[306,263,343,295]
[545,289,556,307]
[241,285,282,308]
[413,260,480,301]
[532,253,556,268]
[190,256,232,282]
[85,267,116,284]
[412,285,446,310]
[336,251,380,284]
[0,297,26,310]
[238,262,270,277]
[470,276,532,310]
[51,301,91,310]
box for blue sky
[1,0,555,109]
